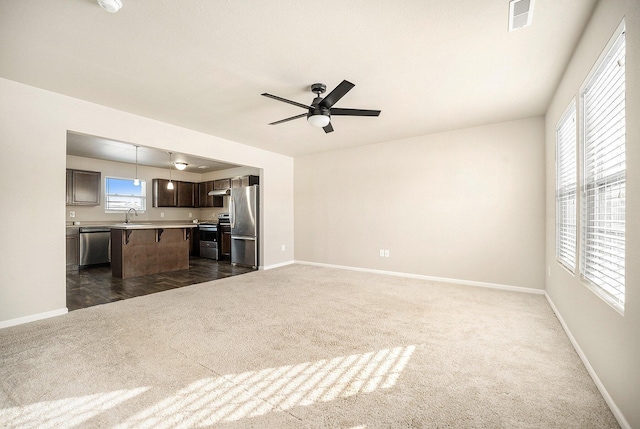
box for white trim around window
[579,20,626,313]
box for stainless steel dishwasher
[79,227,111,266]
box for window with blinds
[105,177,147,212]
[580,25,625,312]
[556,102,577,271]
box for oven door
[199,226,218,260]
[199,227,218,242]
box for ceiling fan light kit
[262,80,380,133]
[307,114,330,128]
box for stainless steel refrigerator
[230,185,259,268]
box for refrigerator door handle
[230,196,235,229]
[232,236,255,241]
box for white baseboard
[260,260,295,271]
[294,260,544,295]
[544,292,630,429]
[0,307,68,329]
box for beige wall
[295,117,545,290]
[65,156,261,223]
[544,0,640,427]
[0,77,294,324]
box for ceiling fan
[261,80,381,134]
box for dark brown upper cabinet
[66,169,101,206]
[152,179,177,207]
[197,181,223,208]
[177,181,196,207]
[231,175,259,188]
[153,179,198,208]
[213,178,231,191]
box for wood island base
[111,227,191,279]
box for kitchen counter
[110,223,197,230]
[66,221,202,229]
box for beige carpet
[0,264,618,428]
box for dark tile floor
[66,257,255,311]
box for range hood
[208,189,230,196]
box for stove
[217,213,230,225]
[198,222,218,260]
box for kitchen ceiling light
[133,145,140,186]
[167,152,174,190]
[307,114,330,128]
[174,162,188,171]
[97,0,123,13]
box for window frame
[104,176,147,213]
[579,20,626,313]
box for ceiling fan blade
[268,113,307,125]
[262,93,311,110]
[319,80,355,108]
[330,108,381,116]
[323,122,334,133]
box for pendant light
[167,152,174,190]
[133,145,140,186]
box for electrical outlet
[384,249,390,257]
[548,265,551,277]
[69,211,75,218]
[160,212,165,218]
[379,249,385,257]
[282,244,285,251]
[189,212,192,218]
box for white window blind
[556,102,577,271]
[581,27,625,311]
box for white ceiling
[67,132,239,172]
[0,0,597,157]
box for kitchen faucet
[125,208,138,224]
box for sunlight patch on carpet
[0,387,149,429]
[118,345,416,428]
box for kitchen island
[110,224,197,279]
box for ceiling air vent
[508,0,535,32]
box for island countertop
[109,223,198,230]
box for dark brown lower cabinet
[221,224,231,259]
[66,227,79,271]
